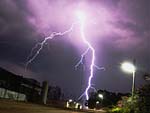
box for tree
[47,86,61,100]
[119,84,150,113]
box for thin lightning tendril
[25,22,77,71]
[75,48,89,70]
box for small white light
[96,101,99,104]
[69,99,73,102]
[75,103,79,109]
[66,102,69,108]
[98,94,103,99]
[80,105,82,109]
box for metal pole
[132,71,135,98]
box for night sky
[0,0,149,99]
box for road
[0,99,106,113]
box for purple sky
[0,0,149,98]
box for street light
[69,99,73,102]
[121,62,136,98]
[98,94,103,100]
[96,101,100,104]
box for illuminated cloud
[0,0,149,95]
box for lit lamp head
[121,62,136,73]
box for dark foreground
[0,99,106,113]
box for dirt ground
[0,99,97,113]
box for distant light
[85,106,89,109]
[66,102,69,108]
[121,62,136,73]
[69,99,73,102]
[96,101,100,104]
[98,94,103,99]
[80,105,82,109]
[75,103,79,109]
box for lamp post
[121,62,136,98]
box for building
[0,67,41,102]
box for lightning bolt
[75,11,104,101]
[26,10,105,102]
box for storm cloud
[0,0,149,98]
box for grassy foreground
[0,99,108,113]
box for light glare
[69,99,73,102]
[98,94,103,99]
[96,101,100,104]
[121,62,136,73]
[76,10,86,23]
